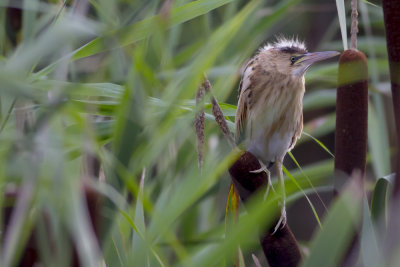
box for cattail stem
[382,0,400,196]
[229,152,301,267]
[350,0,358,50]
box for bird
[235,37,339,233]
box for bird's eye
[290,56,296,63]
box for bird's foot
[272,203,287,235]
[249,164,267,174]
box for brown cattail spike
[195,84,205,170]
[203,78,236,148]
[335,49,368,180]
[335,49,368,267]
[229,152,302,267]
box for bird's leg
[263,168,276,200]
[249,162,276,199]
[272,160,287,234]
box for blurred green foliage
[0,0,396,266]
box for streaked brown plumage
[235,38,339,232]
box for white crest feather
[261,36,307,52]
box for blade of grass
[301,180,363,267]
[300,113,336,145]
[368,103,391,178]
[225,183,240,266]
[73,0,234,60]
[360,0,392,179]
[302,89,336,112]
[187,189,278,267]
[129,0,261,180]
[302,132,335,158]
[148,149,239,243]
[22,0,38,42]
[100,150,186,265]
[335,0,348,50]
[360,0,379,8]
[0,181,36,267]
[0,5,6,53]
[283,164,323,228]
[51,0,68,26]
[0,98,16,135]
[131,168,150,267]
[287,185,333,204]
[371,174,394,225]
[361,196,383,267]
[359,3,391,179]
[7,16,97,72]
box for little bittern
[235,38,339,232]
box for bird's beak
[296,51,340,75]
[301,51,341,65]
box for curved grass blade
[371,174,394,225]
[302,132,335,158]
[360,0,379,8]
[282,164,323,228]
[287,152,330,211]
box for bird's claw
[249,165,267,173]
[272,205,287,235]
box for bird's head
[259,38,340,77]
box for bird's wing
[235,88,248,144]
[235,61,254,144]
[289,112,303,151]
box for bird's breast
[246,75,305,165]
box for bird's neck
[285,74,306,101]
[279,73,306,92]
